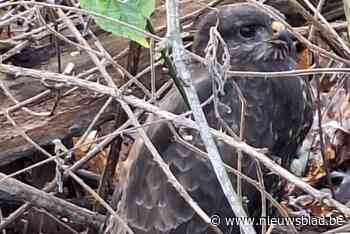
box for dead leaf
[324,144,336,164]
[73,131,110,175]
[303,159,327,186]
[297,46,311,70]
[309,204,331,217]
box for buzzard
[109,3,313,234]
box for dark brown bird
[109,3,313,234]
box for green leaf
[80,0,155,47]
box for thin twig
[0,1,162,41]
[35,208,79,234]
[1,63,350,216]
[3,110,133,233]
[165,0,254,233]
[0,172,105,229]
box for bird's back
[108,3,314,233]
[109,61,312,234]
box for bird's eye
[239,25,257,38]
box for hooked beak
[270,21,297,59]
[271,21,290,43]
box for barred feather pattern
[107,3,313,234]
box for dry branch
[1,0,350,233]
[165,0,253,233]
[2,62,350,216]
[0,172,105,229]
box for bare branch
[165,1,254,233]
[0,172,105,229]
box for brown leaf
[309,204,331,217]
[73,131,109,175]
[303,159,327,186]
[324,144,336,164]
[297,47,311,70]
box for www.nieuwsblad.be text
[210,215,346,227]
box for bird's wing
[112,65,240,234]
[270,75,313,166]
[110,65,312,234]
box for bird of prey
[109,3,313,234]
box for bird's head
[192,3,296,72]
